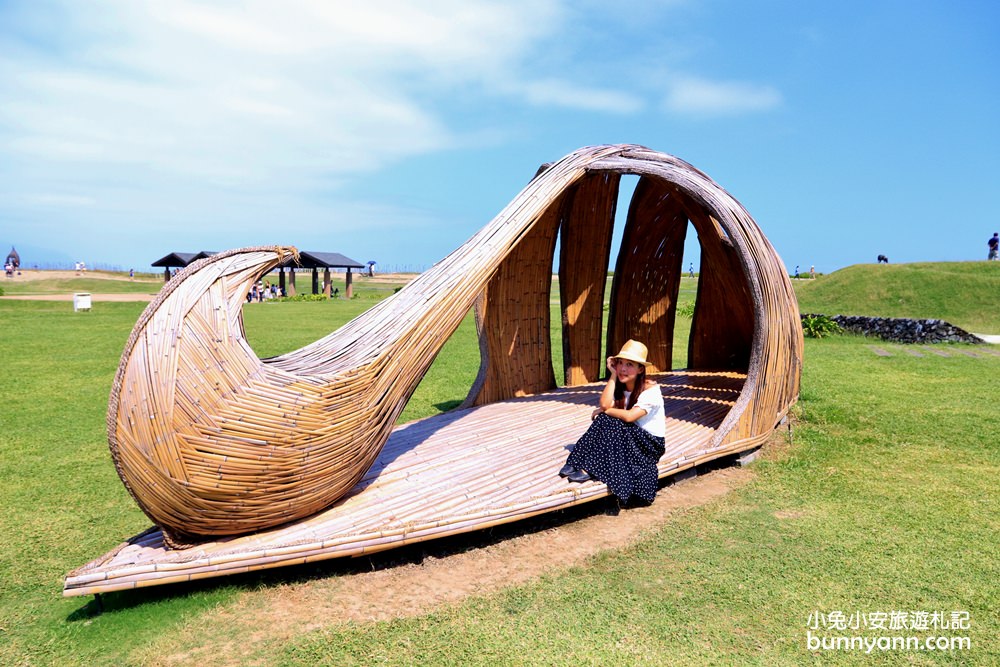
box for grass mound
[794,261,1000,333]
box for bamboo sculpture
[108,144,802,545]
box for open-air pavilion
[276,251,364,298]
[152,250,363,297]
[151,251,217,282]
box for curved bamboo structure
[108,144,802,545]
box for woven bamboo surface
[105,144,801,546]
[67,371,756,597]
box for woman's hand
[606,356,617,374]
[591,407,604,420]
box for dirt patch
[147,464,754,666]
[353,272,418,284]
[3,269,145,282]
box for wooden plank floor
[64,370,746,597]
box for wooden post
[559,172,619,385]
[311,268,319,295]
[345,268,353,299]
[323,268,331,297]
[163,267,170,282]
[288,267,296,297]
[278,267,286,296]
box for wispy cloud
[516,79,644,114]
[663,77,783,115]
[3,0,545,188]
[1,1,780,189]
[0,0,785,266]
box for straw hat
[613,339,650,367]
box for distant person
[129,268,134,280]
[877,254,889,264]
[989,233,999,261]
[794,265,800,279]
[688,263,694,278]
[809,265,816,279]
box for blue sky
[2,0,998,273]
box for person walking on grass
[558,340,666,507]
[989,232,999,261]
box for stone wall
[801,314,984,344]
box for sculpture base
[65,370,761,597]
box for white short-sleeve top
[625,383,666,438]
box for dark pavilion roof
[152,251,363,270]
[6,247,19,264]
[284,251,364,269]
[151,251,217,267]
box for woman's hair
[612,361,647,410]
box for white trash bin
[73,293,92,312]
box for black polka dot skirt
[565,413,666,503]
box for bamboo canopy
[107,144,802,546]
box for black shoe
[622,496,653,509]
[567,469,591,483]
[604,497,621,516]
[558,464,576,477]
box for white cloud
[0,0,680,196]
[0,0,571,192]
[664,77,782,115]
[517,79,643,114]
[0,0,786,268]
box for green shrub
[801,313,841,338]
[279,294,327,302]
[676,301,695,318]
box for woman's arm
[593,380,656,422]
[597,356,620,410]
[598,378,617,410]
[601,405,648,423]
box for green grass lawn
[1,267,997,665]
[0,268,412,299]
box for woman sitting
[559,340,666,505]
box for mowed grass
[0,268,997,665]
[794,261,1000,333]
[0,269,411,300]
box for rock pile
[801,314,984,344]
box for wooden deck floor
[64,370,746,597]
